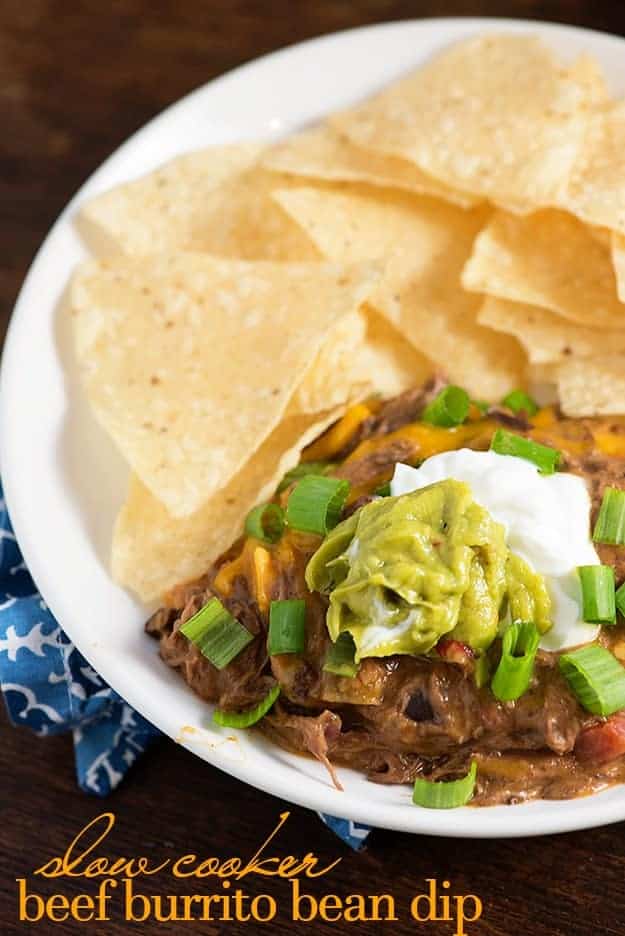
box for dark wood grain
[2,2,625,933]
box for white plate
[3,17,625,838]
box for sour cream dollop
[391,449,601,651]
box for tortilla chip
[558,102,625,234]
[332,35,598,208]
[354,305,433,397]
[71,253,376,517]
[295,302,431,402]
[527,362,553,380]
[557,354,625,416]
[611,233,625,303]
[478,296,625,364]
[291,308,371,413]
[113,408,343,601]
[274,185,525,398]
[78,143,262,255]
[261,124,478,208]
[80,153,319,261]
[193,167,320,261]
[589,226,612,249]
[568,53,609,106]
[490,54,609,218]
[526,363,559,404]
[462,209,625,329]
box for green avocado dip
[305,479,552,661]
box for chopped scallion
[490,621,540,702]
[180,597,253,670]
[277,461,332,493]
[578,565,616,624]
[490,429,560,475]
[268,599,306,655]
[286,475,350,536]
[323,632,359,678]
[501,389,538,417]
[422,385,470,428]
[412,760,478,809]
[213,685,280,728]
[593,487,625,545]
[244,502,284,544]
[375,481,391,497]
[616,581,625,619]
[559,645,625,716]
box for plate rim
[3,16,625,838]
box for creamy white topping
[391,449,601,651]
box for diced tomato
[575,714,625,765]
[436,639,475,668]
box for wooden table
[2,3,625,933]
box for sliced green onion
[501,389,538,417]
[412,760,478,809]
[375,481,391,497]
[286,475,350,536]
[616,581,625,619]
[490,429,560,475]
[578,565,616,624]
[244,502,284,544]
[180,597,253,670]
[422,385,470,428]
[277,461,332,493]
[559,645,625,716]
[593,487,625,545]
[491,621,540,702]
[323,632,359,677]
[213,684,280,728]
[268,599,306,655]
[474,654,491,689]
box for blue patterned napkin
[0,482,370,849]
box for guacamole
[305,480,552,660]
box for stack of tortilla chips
[70,34,625,601]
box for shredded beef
[404,691,435,723]
[566,450,625,582]
[153,577,273,709]
[334,439,414,487]
[145,606,176,638]
[333,374,447,459]
[486,406,532,430]
[366,375,448,437]
[263,706,344,789]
